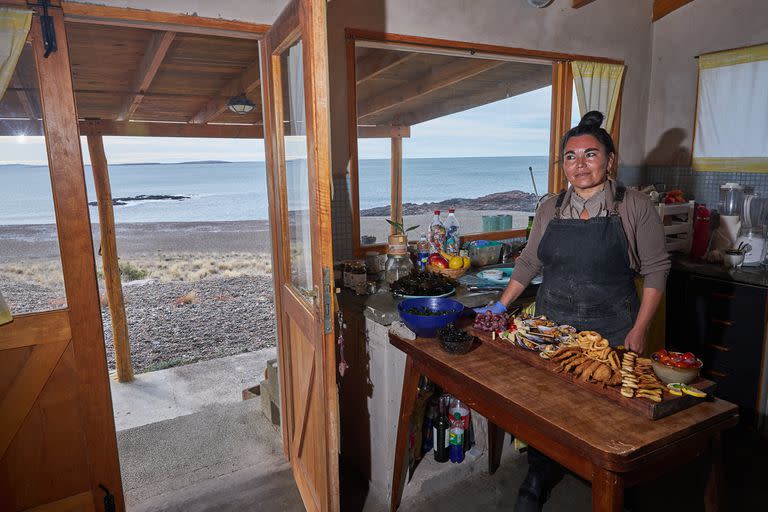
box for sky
[1,86,561,165]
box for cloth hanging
[571,61,625,131]
[0,8,32,102]
[693,43,768,172]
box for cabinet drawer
[686,276,766,349]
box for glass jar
[736,224,766,267]
[384,253,413,284]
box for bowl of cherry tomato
[651,349,702,384]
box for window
[0,43,68,314]
[693,43,768,172]
[352,40,552,250]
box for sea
[0,156,548,225]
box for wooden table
[389,335,739,512]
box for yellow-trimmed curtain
[693,43,768,173]
[571,61,625,130]
[0,8,32,101]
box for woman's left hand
[624,327,647,354]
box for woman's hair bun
[578,110,604,129]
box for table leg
[390,355,420,512]
[487,419,504,475]
[704,432,725,512]
[592,467,624,512]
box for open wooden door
[260,1,339,511]
[0,5,124,512]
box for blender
[711,183,743,252]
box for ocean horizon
[0,156,548,225]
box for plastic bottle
[448,398,469,431]
[428,210,446,254]
[416,234,430,271]
[448,412,465,463]
[432,396,450,463]
[444,208,460,255]
[690,204,711,261]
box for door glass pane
[279,39,313,297]
[0,43,68,314]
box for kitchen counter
[672,254,768,287]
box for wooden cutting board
[469,328,716,420]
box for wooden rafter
[653,0,695,22]
[117,31,176,121]
[357,58,503,121]
[572,0,598,8]
[355,51,415,84]
[357,125,410,138]
[80,120,263,138]
[10,73,37,121]
[393,72,550,127]
[189,58,261,124]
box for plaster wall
[644,0,768,165]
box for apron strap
[554,189,567,219]
[610,184,627,216]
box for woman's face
[562,134,615,193]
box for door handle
[705,343,731,352]
[710,318,734,327]
[300,288,317,300]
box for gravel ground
[102,275,277,373]
[1,273,277,374]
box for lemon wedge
[667,388,683,396]
[681,385,706,398]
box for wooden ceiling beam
[357,59,503,121]
[357,125,410,138]
[80,120,263,138]
[572,0,598,8]
[189,58,261,124]
[356,51,415,84]
[392,73,551,127]
[653,0,695,22]
[117,31,176,121]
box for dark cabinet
[666,271,767,417]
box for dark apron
[535,185,639,347]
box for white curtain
[571,61,625,130]
[0,8,32,101]
[693,43,768,172]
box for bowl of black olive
[397,297,464,338]
[437,324,476,355]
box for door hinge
[98,484,116,512]
[323,267,332,334]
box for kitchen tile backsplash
[620,165,768,212]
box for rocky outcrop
[88,194,190,207]
[360,190,537,216]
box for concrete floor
[110,350,277,431]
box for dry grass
[173,289,198,306]
[0,251,272,289]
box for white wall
[644,0,768,165]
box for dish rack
[655,200,695,253]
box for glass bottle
[416,234,430,271]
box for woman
[476,111,670,511]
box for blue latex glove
[473,301,507,315]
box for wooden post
[86,135,133,383]
[390,136,403,234]
[548,61,573,194]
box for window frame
[346,29,624,256]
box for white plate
[477,267,514,284]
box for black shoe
[514,470,549,512]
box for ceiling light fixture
[527,0,555,7]
[227,93,256,115]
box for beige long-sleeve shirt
[512,180,671,290]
